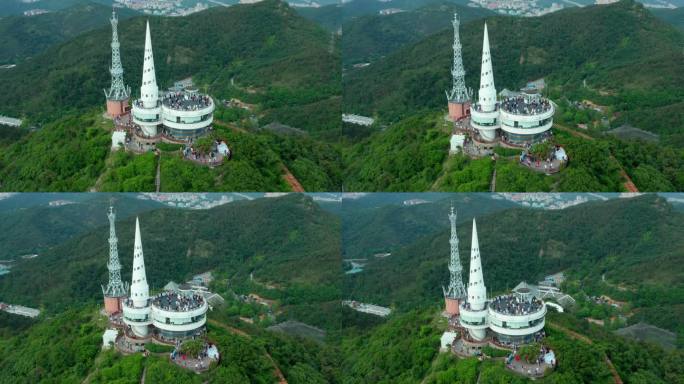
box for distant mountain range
[0,3,138,65]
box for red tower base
[107,98,130,119]
[445,297,460,317]
[448,101,471,121]
[104,296,123,316]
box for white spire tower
[140,21,158,109]
[469,22,500,142]
[443,205,466,316]
[467,219,487,311]
[130,217,149,307]
[122,217,152,337]
[477,23,497,112]
[132,20,161,136]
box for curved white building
[488,293,546,345]
[469,22,553,145]
[161,89,214,139]
[151,291,208,340]
[131,21,214,140]
[499,90,554,145]
[459,218,546,345]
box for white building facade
[470,23,554,145]
[459,218,546,345]
[131,21,214,140]
[121,216,207,342]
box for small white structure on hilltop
[459,218,547,346]
[470,23,554,145]
[440,331,458,352]
[131,21,214,140]
[450,134,465,154]
[102,329,118,349]
[111,130,126,150]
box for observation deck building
[120,216,208,346]
[131,21,214,140]
[469,23,554,145]
[459,218,547,345]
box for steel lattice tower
[443,205,466,300]
[446,13,472,103]
[102,206,129,298]
[104,10,130,101]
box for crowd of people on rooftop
[501,96,551,116]
[163,92,211,111]
[153,291,204,312]
[490,295,543,316]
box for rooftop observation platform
[490,295,544,316]
[152,291,205,312]
[501,96,552,116]
[162,90,212,112]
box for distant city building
[0,116,23,127]
[469,23,554,145]
[342,300,392,317]
[342,114,375,126]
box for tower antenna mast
[443,204,467,301]
[446,13,472,103]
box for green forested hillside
[342,2,494,66]
[344,195,684,336]
[343,0,684,140]
[342,113,637,192]
[652,7,684,31]
[0,0,340,136]
[0,109,343,192]
[341,308,684,384]
[0,194,340,315]
[0,194,162,259]
[341,194,516,260]
[0,2,138,64]
[0,0,342,192]
[0,305,340,384]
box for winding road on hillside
[552,123,639,192]
[207,319,288,383]
[547,322,623,384]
